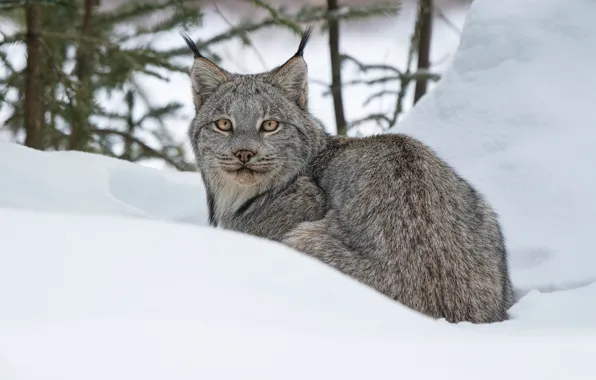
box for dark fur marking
[235,171,302,218]
[206,190,217,227]
[180,32,203,59]
[235,192,264,216]
[294,25,314,57]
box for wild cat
[181,27,514,323]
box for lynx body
[182,28,514,323]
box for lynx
[182,28,514,323]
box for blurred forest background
[0,0,471,170]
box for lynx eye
[215,119,232,132]
[261,120,279,133]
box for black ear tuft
[294,25,314,58]
[180,31,203,59]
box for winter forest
[1,0,459,168]
[1,0,596,378]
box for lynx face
[183,27,325,192]
[190,75,321,187]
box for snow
[2,0,596,377]
[1,208,596,379]
[0,143,206,225]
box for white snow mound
[1,207,595,379]
[0,143,207,225]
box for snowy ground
[2,0,596,378]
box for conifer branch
[91,128,190,171]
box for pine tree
[1,0,407,168]
[1,0,204,170]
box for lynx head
[182,26,326,218]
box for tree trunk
[413,0,433,105]
[24,3,44,150]
[121,91,135,161]
[68,0,95,150]
[327,0,347,135]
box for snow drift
[0,143,207,225]
[1,0,596,378]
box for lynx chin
[182,27,514,324]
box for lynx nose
[234,149,255,164]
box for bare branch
[342,54,403,75]
[92,128,192,171]
[436,5,461,34]
[250,0,303,35]
[363,90,399,107]
[214,2,269,71]
[349,113,392,129]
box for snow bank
[396,0,596,296]
[2,0,596,377]
[0,142,206,225]
[1,208,595,380]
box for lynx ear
[180,32,230,110]
[269,26,313,110]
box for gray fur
[184,27,326,235]
[183,29,514,323]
